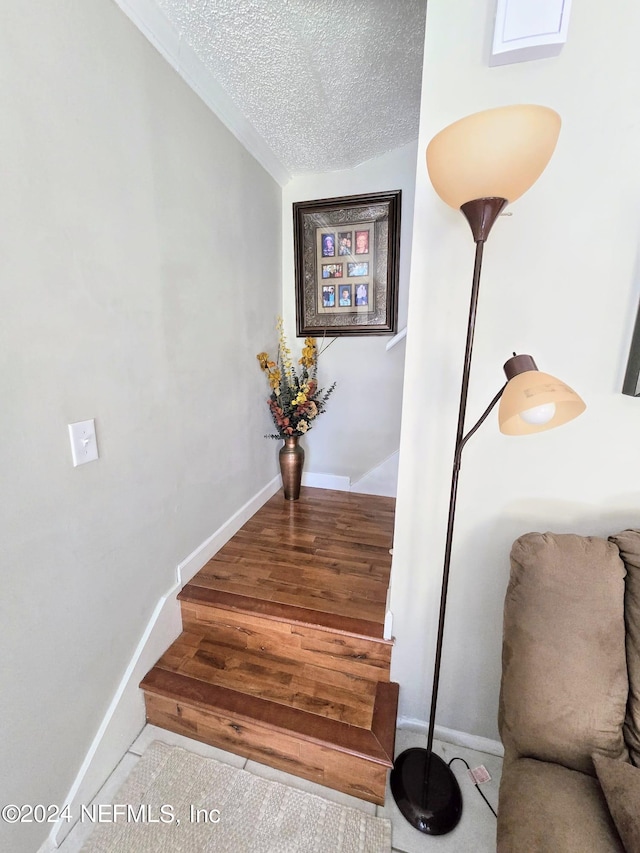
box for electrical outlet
[68,419,99,466]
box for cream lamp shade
[426,105,562,209]
[498,355,586,435]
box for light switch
[68,419,99,466]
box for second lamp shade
[499,368,586,435]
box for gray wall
[0,2,281,850]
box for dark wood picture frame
[293,191,401,337]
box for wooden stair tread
[151,629,380,727]
[141,665,398,767]
[185,488,395,629]
[198,551,389,600]
[186,575,385,624]
[179,585,389,641]
[190,558,387,623]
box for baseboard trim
[302,471,351,491]
[48,476,281,848]
[396,717,504,758]
[301,455,400,499]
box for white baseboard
[397,717,504,758]
[302,462,399,498]
[48,476,281,848]
[302,471,351,491]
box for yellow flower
[293,385,308,405]
[277,316,295,388]
[257,318,335,439]
[268,369,281,390]
[299,337,317,369]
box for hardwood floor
[187,487,395,629]
[141,486,399,804]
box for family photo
[293,190,400,336]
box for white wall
[391,0,640,742]
[281,144,418,492]
[0,2,281,851]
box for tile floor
[57,725,502,852]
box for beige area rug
[80,741,392,853]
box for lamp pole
[422,199,507,801]
[391,197,507,835]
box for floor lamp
[390,105,586,835]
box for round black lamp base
[390,748,462,835]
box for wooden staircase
[140,488,399,805]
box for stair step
[179,585,392,683]
[148,626,382,725]
[140,488,398,805]
[140,666,398,804]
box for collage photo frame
[293,191,401,336]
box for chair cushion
[499,532,629,774]
[593,753,640,852]
[497,757,623,853]
[609,529,640,767]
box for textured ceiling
[153,0,427,175]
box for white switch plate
[68,419,99,466]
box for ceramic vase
[279,435,304,501]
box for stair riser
[144,692,388,804]
[181,601,392,683]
